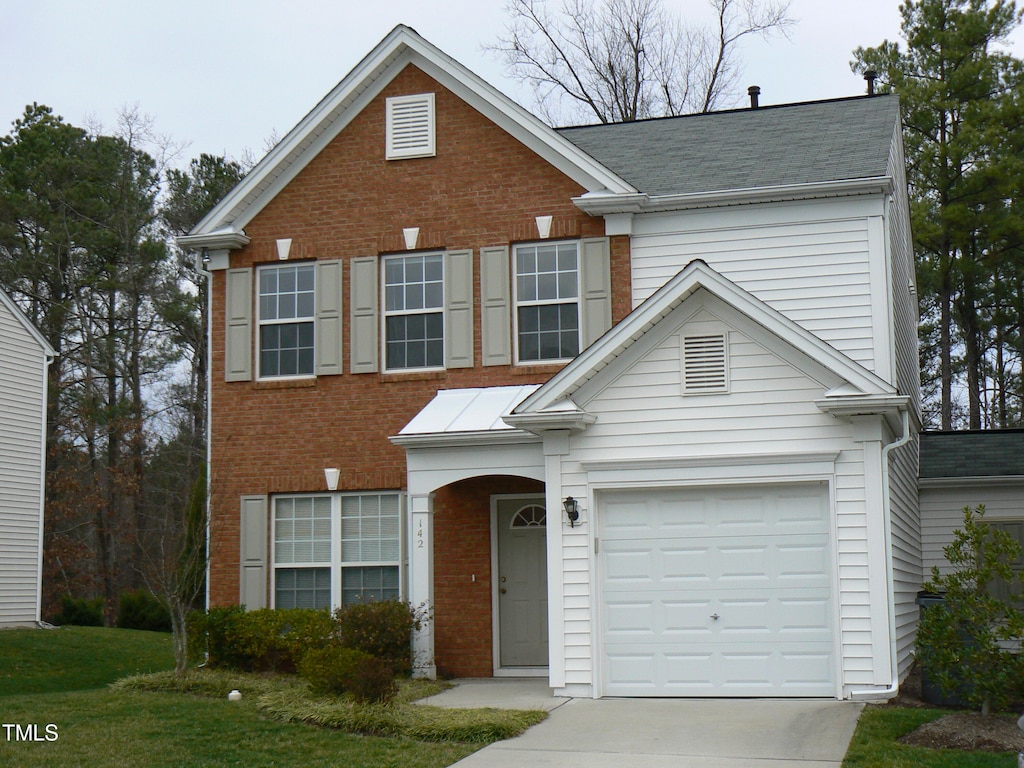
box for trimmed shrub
[117,590,172,632]
[299,646,397,704]
[916,505,1024,714]
[334,600,420,675]
[52,594,104,627]
[189,606,335,672]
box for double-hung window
[258,264,315,377]
[514,241,580,362]
[273,492,402,608]
[383,252,444,370]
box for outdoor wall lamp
[563,496,580,527]
[324,467,340,491]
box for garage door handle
[710,613,720,621]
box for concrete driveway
[419,680,863,768]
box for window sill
[512,363,567,376]
[380,369,448,383]
[252,377,317,390]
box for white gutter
[573,177,894,216]
[848,406,912,700]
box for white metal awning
[391,385,541,448]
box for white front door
[495,497,548,668]
[599,483,834,697]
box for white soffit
[396,385,541,440]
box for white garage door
[599,483,834,697]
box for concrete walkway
[418,679,863,768]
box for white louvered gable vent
[682,333,729,394]
[386,93,436,160]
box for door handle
[500,588,507,594]
[710,613,720,621]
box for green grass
[0,626,542,768]
[842,706,1019,768]
[0,689,478,768]
[0,626,173,695]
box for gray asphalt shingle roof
[920,430,1024,478]
[557,95,900,196]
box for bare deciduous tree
[489,0,794,124]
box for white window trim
[271,492,405,610]
[256,262,317,381]
[381,251,446,373]
[385,93,436,160]
[512,239,581,365]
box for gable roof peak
[179,25,633,252]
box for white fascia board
[573,177,893,216]
[514,260,895,416]
[389,429,539,449]
[188,25,634,241]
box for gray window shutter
[445,249,473,369]
[316,260,343,376]
[224,268,253,382]
[480,245,511,366]
[239,495,268,610]
[580,237,612,349]
[350,256,379,373]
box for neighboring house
[0,289,54,628]
[920,430,1024,588]
[181,26,920,699]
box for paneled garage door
[599,483,834,697]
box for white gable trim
[0,291,55,358]
[509,260,895,422]
[181,25,634,249]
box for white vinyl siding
[0,295,48,626]
[920,481,1024,576]
[630,200,883,376]
[548,299,880,695]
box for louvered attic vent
[386,93,436,160]
[682,334,729,394]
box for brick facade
[208,64,630,674]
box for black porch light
[562,496,580,527]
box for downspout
[36,347,55,626]
[195,249,213,617]
[849,406,912,700]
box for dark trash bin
[916,590,968,707]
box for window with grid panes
[383,253,444,370]
[273,496,332,608]
[258,264,315,377]
[272,493,401,608]
[514,241,580,362]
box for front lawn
[0,626,541,768]
[843,706,1020,768]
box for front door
[495,497,548,668]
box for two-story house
[181,25,920,700]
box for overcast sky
[3,0,1023,168]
